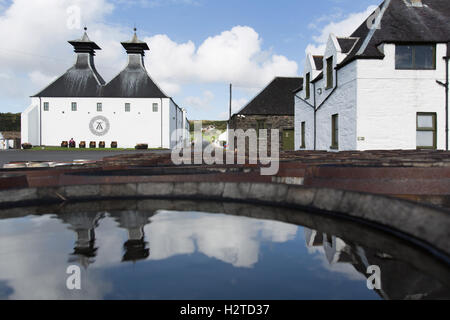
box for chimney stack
[121,28,150,69]
[68,28,102,70]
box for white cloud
[112,0,199,8]
[29,71,57,88]
[145,26,298,90]
[0,0,297,113]
[146,211,298,268]
[305,5,378,55]
[184,90,215,110]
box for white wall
[21,102,40,146]
[37,97,169,149]
[169,99,185,149]
[356,43,448,150]
[315,61,358,151]
[295,35,358,151]
[295,39,448,151]
[22,96,189,149]
[294,98,315,150]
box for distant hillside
[0,113,21,132]
[189,120,227,132]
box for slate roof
[34,30,168,99]
[336,38,358,54]
[101,55,168,98]
[313,56,324,70]
[34,31,105,97]
[33,54,105,97]
[234,77,303,116]
[338,0,450,69]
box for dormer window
[305,73,311,99]
[326,57,333,89]
[396,44,436,70]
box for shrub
[21,143,32,150]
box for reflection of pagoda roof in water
[304,228,450,300]
[122,239,150,262]
[109,211,155,263]
[57,212,104,268]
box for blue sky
[0,0,378,120]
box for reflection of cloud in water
[0,216,113,300]
[146,211,299,268]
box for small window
[326,57,333,89]
[417,112,437,149]
[396,44,436,70]
[97,103,102,112]
[153,103,159,112]
[71,102,77,112]
[305,73,311,100]
[125,103,131,112]
[301,121,306,148]
[43,102,49,111]
[331,114,339,149]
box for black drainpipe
[437,51,449,151]
[313,82,317,150]
[39,97,42,146]
[161,98,163,149]
[445,56,449,151]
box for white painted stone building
[22,29,189,149]
[295,0,450,151]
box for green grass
[30,146,166,151]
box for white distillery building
[22,29,189,149]
[295,0,450,151]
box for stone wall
[229,114,295,151]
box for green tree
[0,113,21,131]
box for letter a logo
[66,265,81,290]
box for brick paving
[1,149,450,207]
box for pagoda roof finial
[68,27,101,53]
[121,27,149,54]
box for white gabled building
[295,0,450,151]
[22,29,189,149]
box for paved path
[0,149,170,167]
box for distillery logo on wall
[89,116,110,136]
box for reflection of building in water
[59,212,105,268]
[304,228,450,300]
[110,211,154,263]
